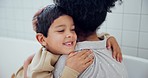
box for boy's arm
[11,47,56,78]
[60,66,80,78]
[12,51,79,78]
[13,48,93,78]
[27,48,80,78]
[27,47,59,78]
[60,50,93,78]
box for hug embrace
[12,0,128,78]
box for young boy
[12,4,94,78]
[54,0,128,78]
[13,3,123,78]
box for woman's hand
[106,36,122,62]
[65,49,94,73]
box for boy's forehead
[53,24,75,28]
[51,15,74,28]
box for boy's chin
[63,49,75,55]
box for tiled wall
[98,0,148,59]
[0,0,53,40]
[0,0,148,59]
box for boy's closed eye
[57,29,65,32]
[56,27,65,32]
[57,29,75,32]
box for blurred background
[0,0,148,59]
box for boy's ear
[36,33,47,46]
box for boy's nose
[66,32,74,38]
[66,35,71,38]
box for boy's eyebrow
[55,25,65,28]
[55,24,75,28]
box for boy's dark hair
[54,0,122,38]
[36,4,67,37]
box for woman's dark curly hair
[54,0,122,38]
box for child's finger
[120,56,123,62]
[68,52,77,58]
[106,39,111,49]
[80,50,93,59]
[83,53,94,63]
[116,53,122,62]
[112,50,117,59]
[76,49,91,57]
[117,53,120,62]
[118,53,123,62]
[85,59,93,68]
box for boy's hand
[106,36,122,63]
[66,49,94,73]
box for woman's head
[54,0,122,38]
[33,4,77,54]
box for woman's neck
[78,32,99,42]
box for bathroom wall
[0,0,53,40]
[0,0,148,59]
[98,0,148,59]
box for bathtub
[0,37,148,78]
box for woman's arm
[98,32,122,62]
[106,36,122,62]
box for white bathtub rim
[0,37,38,44]
[123,55,148,63]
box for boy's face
[44,15,77,55]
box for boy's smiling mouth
[63,41,74,47]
